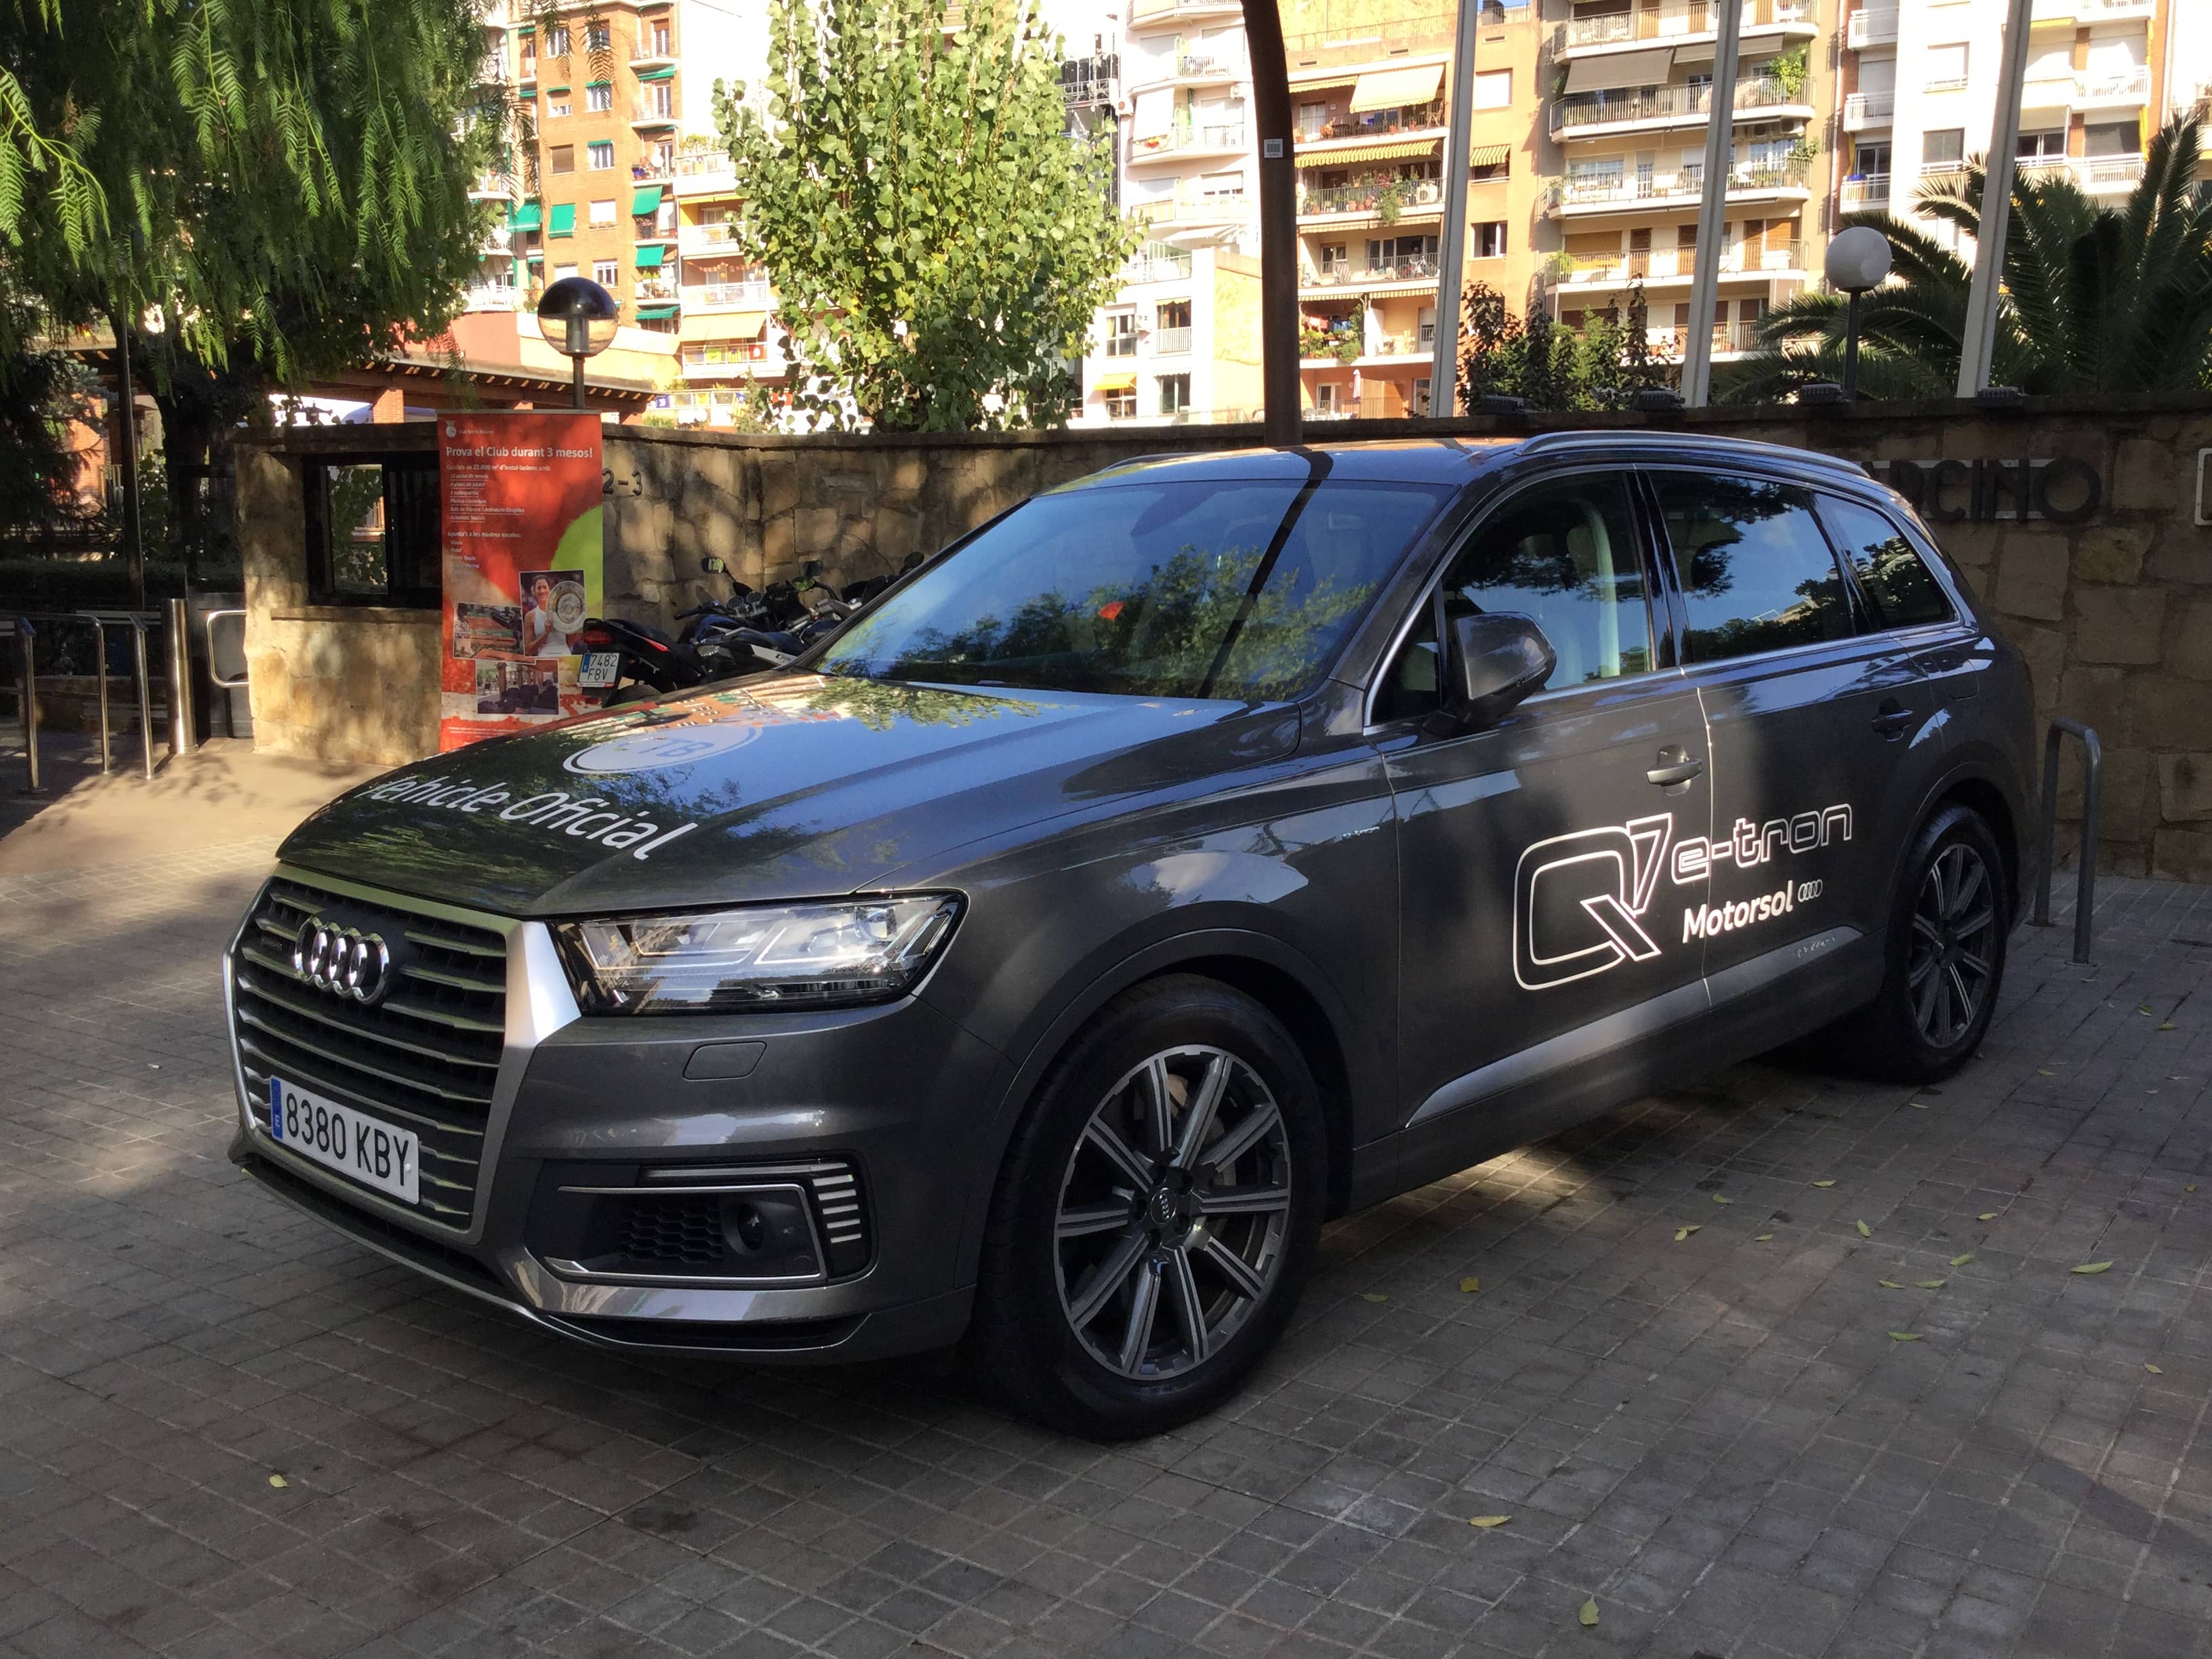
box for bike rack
[3,618,36,795]
[5,609,165,787]
[2032,716,2101,966]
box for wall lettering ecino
[1883,456,2102,525]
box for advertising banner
[436,412,607,752]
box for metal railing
[2075,65,2150,104]
[1127,123,1246,158]
[1547,155,1810,210]
[1300,178,1445,216]
[1843,90,1893,129]
[1560,0,1810,48]
[633,98,676,123]
[1556,239,1806,285]
[1121,251,1193,283]
[5,609,169,790]
[1301,255,1439,288]
[1152,325,1193,354]
[683,279,772,309]
[674,151,733,180]
[1846,7,1898,47]
[2034,718,2102,964]
[1551,75,1802,136]
[1841,173,1891,208]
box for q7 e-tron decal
[1514,806,1853,991]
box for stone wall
[232,393,2212,876]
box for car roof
[1071,432,1871,490]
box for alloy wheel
[1906,842,1998,1046]
[1052,1045,1293,1380]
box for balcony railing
[1153,325,1193,354]
[1300,178,1445,216]
[1839,172,1890,208]
[1296,103,1447,144]
[1545,155,1811,210]
[676,151,733,179]
[1172,52,1241,79]
[1130,0,1243,22]
[1301,255,1439,289]
[682,220,745,247]
[635,277,679,302]
[1551,75,1802,136]
[633,98,677,123]
[2020,153,2147,192]
[1122,251,1193,283]
[1127,123,1246,159]
[682,279,773,310]
[1846,8,1897,47]
[466,283,520,311]
[2076,65,2150,104]
[2034,0,2152,17]
[1645,320,1765,355]
[631,37,675,62]
[1842,90,1894,129]
[1556,239,1807,285]
[1062,54,1118,105]
[1559,0,1810,50]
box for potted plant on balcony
[1376,176,1410,227]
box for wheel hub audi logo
[293,918,395,1005]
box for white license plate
[266,1078,419,1204]
[579,651,621,689]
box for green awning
[545,84,569,94]
[636,304,678,320]
[548,202,575,237]
[637,66,676,81]
[634,243,665,270]
[631,184,665,216]
[586,79,611,89]
[525,250,544,262]
[510,201,543,230]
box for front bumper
[226,866,1002,1364]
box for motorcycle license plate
[579,652,621,689]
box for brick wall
[234,392,2212,876]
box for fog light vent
[616,1195,725,1264]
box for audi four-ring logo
[293,920,394,1005]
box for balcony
[2033,0,2154,18]
[1842,90,1894,130]
[630,38,676,68]
[1556,0,1814,59]
[1846,8,1898,48]
[1840,172,1890,209]
[1122,250,1194,283]
[1299,177,1445,219]
[1126,123,1247,163]
[1128,0,1244,27]
[465,283,521,312]
[1127,182,1253,228]
[2020,152,2146,193]
[469,169,520,202]
[681,279,773,312]
[1544,155,1812,215]
[1298,255,1440,295]
[1644,320,1765,356]
[679,219,746,256]
[674,150,737,197]
[632,98,678,128]
[1550,76,1808,140]
[634,276,680,303]
[2075,65,2150,107]
[1295,103,1446,148]
[1556,239,1807,289]
[1152,326,1193,355]
[1062,54,1118,106]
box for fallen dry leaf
[1889,1332,1921,1342]
[1910,1101,1930,1109]
[1578,1597,1599,1628]
[1811,1180,1837,1188]
[1915,1279,1946,1290]
[1879,1279,1903,1289]
[1755,1233,1774,1242]
[1951,1252,1975,1267]
[2038,1068,2057,1076]
[1675,1225,1700,1242]
[2146,1363,2164,1374]
[1978,1212,1999,1221]
[2072,1261,2114,1275]
[1469,1515,1511,1528]
[268,1474,288,1490]
[1361,1292,1389,1303]
[1460,1277,1481,1294]
[2190,1185,2199,1194]
[1856,1220,1872,1238]
[2158,1023,2177,1031]
[1713,1194,1734,1204]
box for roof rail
[1510,429,1869,478]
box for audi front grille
[231,876,507,1229]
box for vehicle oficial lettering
[361,772,699,858]
[1681,884,1795,941]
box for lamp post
[535,276,619,411]
[1824,226,1891,401]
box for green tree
[1456,280,1676,412]
[1722,115,2212,403]
[714,0,1134,432]
[0,0,497,552]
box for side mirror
[800,558,823,580]
[700,556,726,575]
[1446,611,1555,729]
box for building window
[588,198,616,226]
[1201,169,1244,199]
[1473,69,1511,110]
[649,20,672,54]
[1154,299,1192,355]
[1105,386,1137,419]
[548,144,575,174]
[585,22,610,51]
[1923,42,1967,92]
[302,457,442,609]
[1159,373,1191,415]
[553,263,578,281]
[547,98,571,119]
[588,140,615,169]
[1852,140,1891,179]
[1314,382,1342,415]
[1296,102,1327,141]
[643,83,674,117]
[2085,119,2141,157]
[1412,376,1431,416]
[1923,129,1965,170]
[1319,242,1349,275]
[593,260,619,287]
[1104,312,1138,356]
[1470,155,1507,182]
[519,39,535,75]
[1473,221,1507,259]
[2017,129,2066,160]
[586,82,613,112]
[546,24,569,56]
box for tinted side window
[1818,495,1954,630]
[1654,472,1853,662]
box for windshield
[816,476,1453,700]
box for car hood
[276,674,1302,916]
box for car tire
[1846,804,2010,1082]
[970,975,1326,1440]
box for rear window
[1817,495,1955,630]
[818,478,1452,700]
[1651,472,1853,662]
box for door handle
[1872,700,1914,739]
[1646,754,1704,788]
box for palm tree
[1719,115,2212,402]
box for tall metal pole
[1679,0,1744,407]
[112,304,146,613]
[1427,0,1481,419]
[1242,0,1300,446]
[1957,0,2034,396]
[571,353,588,412]
[1842,289,1864,400]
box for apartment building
[1837,0,2172,245]
[1290,3,1543,417]
[1544,0,1834,365]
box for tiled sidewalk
[0,846,2205,1659]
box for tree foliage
[715,0,1134,432]
[1455,280,1677,413]
[1722,115,2212,403]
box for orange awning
[1349,63,1443,112]
[1092,370,1137,393]
[1295,136,1441,168]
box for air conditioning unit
[1415,181,1441,204]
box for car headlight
[553,895,962,1014]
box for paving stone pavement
[1,843,2209,1659]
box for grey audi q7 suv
[227,434,2034,1437]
